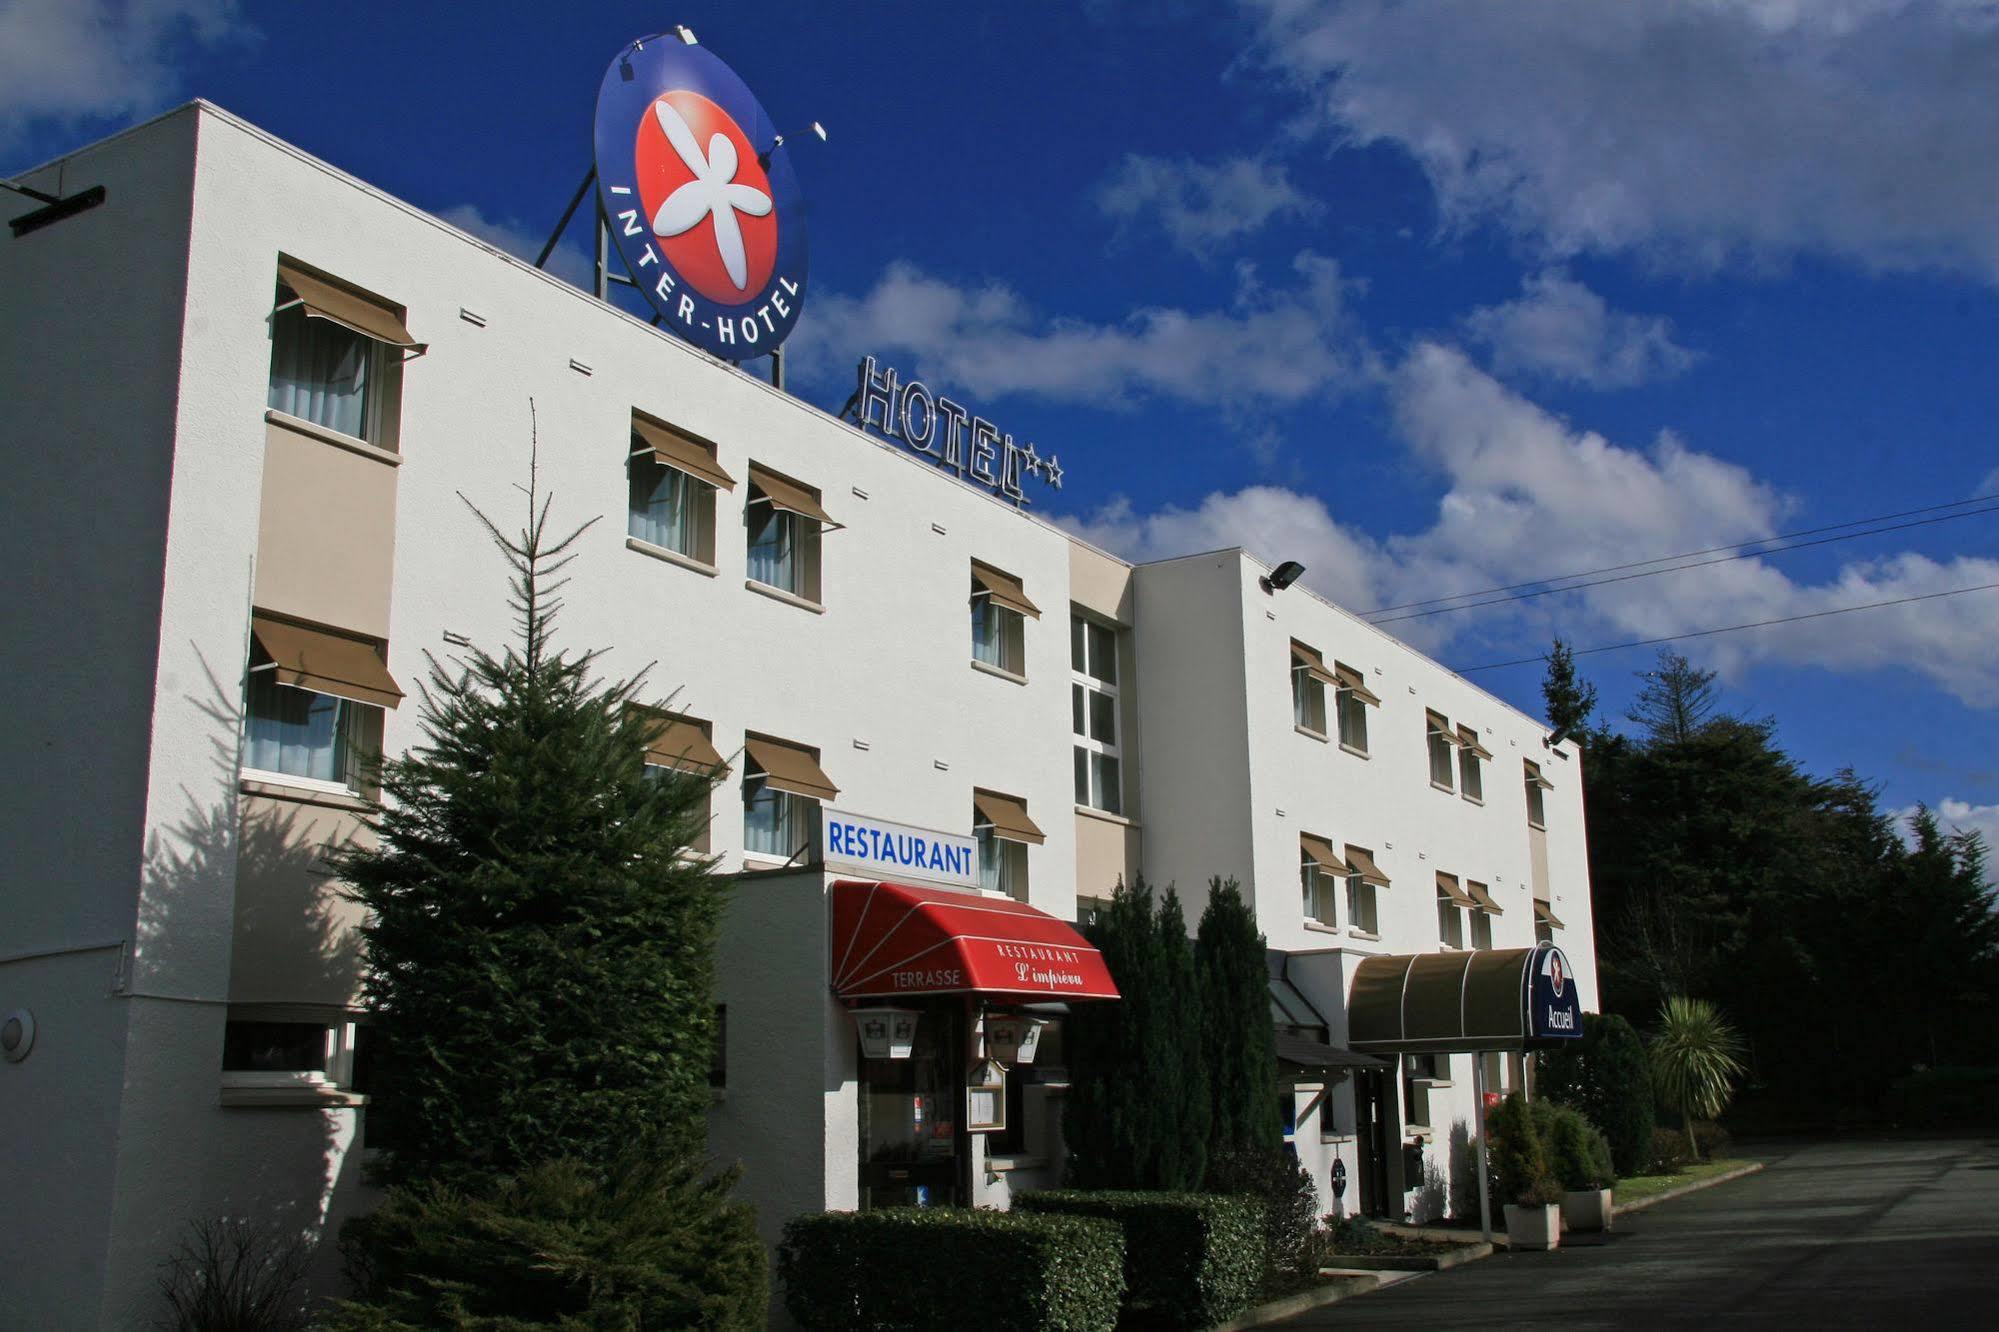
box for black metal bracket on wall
[6,181,107,238]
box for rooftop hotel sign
[594,36,808,360]
[849,355,1066,507]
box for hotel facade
[0,104,1597,1326]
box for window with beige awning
[1533,899,1566,930]
[633,708,728,774]
[743,735,838,801]
[250,613,403,709]
[971,560,1041,619]
[747,463,840,530]
[276,260,423,354]
[1333,662,1381,706]
[1524,760,1554,790]
[1344,845,1391,887]
[1435,871,1477,907]
[1290,640,1339,685]
[973,788,1046,844]
[1299,833,1349,876]
[1456,725,1494,760]
[632,413,735,490]
[1465,880,1505,914]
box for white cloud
[789,251,1371,413]
[1979,468,1999,499]
[1065,341,1999,705]
[1462,269,1699,388]
[0,0,248,146]
[1890,799,1999,851]
[1240,0,1999,280]
[1096,153,1319,255]
[435,204,594,291]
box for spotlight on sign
[759,121,828,170]
[674,24,699,44]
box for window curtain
[268,303,373,438]
[747,506,796,590]
[630,462,698,554]
[245,671,351,784]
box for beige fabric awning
[971,561,1041,619]
[251,614,403,710]
[1333,662,1381,707]
[748,463,839,529]
[1291,641,1339,686]
[974,789,1046,845]
[276,261,419,349]
[744,735,838,802]
[1426,710,1455,741]
[1525,762,1555,791]
[1349,948,1542,1052]
[1299,834,1350,876]
[632,415,735,490]
[1456,726,1494,760]
[1534,899,1566,930]
[1436,871,1476,907]
[1344,845,1390,887]
[1465,880,1505,915]
[636,710,728,774]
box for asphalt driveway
[1277,1136,1999,1329]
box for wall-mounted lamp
[1,1009,33,1063]
[1545,728,1574,750]
[1260,560,1306,594]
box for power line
[1362,490,1999,619]
[1453,580,1999,674]
[1368,502,1999,625]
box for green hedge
[777,1208,1124,1331]
[1015,1190,1263,1329]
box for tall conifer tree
[1197,876,1280,1156]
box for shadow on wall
[132,652,377,1317]
[1448,1120,1479,1222]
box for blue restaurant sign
[593,34,809,360]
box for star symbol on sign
[649,99,773,292]
[1044,455,1064,490]
[1022,443,1044,475]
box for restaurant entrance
[858,1002,965,1209]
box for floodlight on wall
[1260,560,1306,594]
[1,1009,33,1063]
[1545,728,1574,750]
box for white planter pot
[1504,1203,1561,1251]
[1562,1188,1613,1232]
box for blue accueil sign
[593,34,809,360]
[822,809,978,890]
[1528,944,1583,1041]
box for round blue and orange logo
[594,37,807,360]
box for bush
[1692,1121,1732,1160]
[1016,1190,1262,1329]
[778,1207,1123,1332]
[1647,1127,1694,1175]
[157,1218,314,1332]
[1546,1107,1616,1191]
[330,1153,766,1330]
[1538,1013,1656,1178]
[1485,1094,1560,1207]
[1205,1147,1319,1289]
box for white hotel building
[0,104,1597,1326]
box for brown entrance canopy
[1349,947,1569,1053]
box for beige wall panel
[1529,825,1550,901]
[228,791,373,1007]
[254,419,398,638]
[1068,541,1134,623]
[1074,812,1138,899]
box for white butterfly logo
[649,98,773,292]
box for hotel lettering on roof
[1,85,1595,1331]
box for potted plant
[1506,1173,1565,1251]
[1549,1106,1616,1232]
[1487,1094,1562,1251]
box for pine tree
[1156,887,1210,1190]
[1541,637,1598,743]
[1626,649,1720,745]
[336,436,729,1188]
[1197,876,1280,1157]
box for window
[1470,907,1495,950]
[629,414,731,565]
[1479,1050,1507,1095]
[242,614,400,794]
[1071,614,1123,814]
[222,1016,356,1091]
[1426,711,1457,790]
[1466,879,1502,949]
[1290,641,1332,736]
[635,709,727,852]
[1345,845,1388,935]
[1300,834,1345,926]
[742,734,837,863]
[1457,726,1489,803]
[266,261,416,448]
[974,789,1044,901]
[746,463,835,603]
[1534,899,1563,944]
[1403,1053,1444,1129]
[1436,872,1470,948]
[971,561,1038,676]
[1524,760,1551,829]
[1334,662,1378,754]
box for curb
[1212,1273,1382,1330]
[1314,1241,1494,1272]
[1612,1161,1765,1217]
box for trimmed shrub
[1546,1107,1616,1190]
[778,1207,1123,1332]
[1647,1127,1695,1174]
[1538,1013,1656,1178]
[1205,1147,1319,1290]
[1486,1094,1560,1206]
[330,1153,766,1330]
[1017,1190,1262,1329]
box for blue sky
[7,0,1997,846]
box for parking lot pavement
[1275,1136,1999,1329]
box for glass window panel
[1429,728,1455,787]
[1073,746,1090,805]
[1461,751,1483,801]
[1088,689,1117,743]
[245,672,361,787]
[629,460,701,555]
[1070,614,1086,672]
[1071,683,1086,736]
[747,502,796,591]
[267,301,374,440]
[1091,753,1121,814]
[222,1021,328,1073]
[1086,623,1116,685]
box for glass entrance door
[859,1004,963,1208]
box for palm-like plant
[1650,995,1747,1159]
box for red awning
[831,880,1121,1002]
